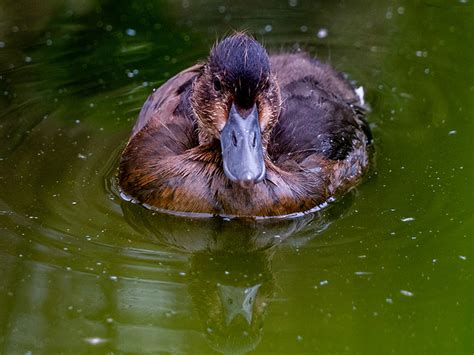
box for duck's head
[191,33,281,188]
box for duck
[119,33,372,217]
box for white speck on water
[106,317,114,323]
[179,272,186,276]
[300,25,308,32]
[448,130,457,135]
[72,201,77,205]
[77,153,87,160]
[109,275,118,281]
[274,234,281,239]
[289,0,298,7]
[358,255,367,258]
[319,280,329,286]
[355,271,373,275]
[317,28,328,39]
[400,290,414,297]
[46,39,53,46]
[397,6,405,14]
[0,41,5,48]
[25,56,32,63]
[224,271,230,275]
[126,28,136,36]
[264,25,272,32]
[296,335,303,341]
[401,217,415,222]
[84,337,108,345]
[458,255,467,260]
[386,298,393,304]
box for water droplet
[126,28,136,36]
[400,290,414,297]
[84,337,107,345]
[316,28,328,39]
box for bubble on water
[400,290,414,297]
[458,255,467,260]
[84,337,108,345]
[319,280,329,286]
[316,28,328,39]
[401,217,415,222]
[0,41,5,48]
[289,0,298,7]
[448,130,457,135]
[300,25,308,32]
[264,25,273,32]
[126,28,136,36]
[109,275,118,281]
[386,298,393,304]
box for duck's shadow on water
[120,194,354,353]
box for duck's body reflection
[121,195,352,353]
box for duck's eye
[213,78,222,91]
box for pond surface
[0,0,473,353]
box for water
[0,0,473,353]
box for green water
[0,0,473,353]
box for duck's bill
[220,103,265,188]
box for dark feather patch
[269,77,361,162]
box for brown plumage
[119,33,372,217]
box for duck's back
[268,53,371,170]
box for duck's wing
[268,55,371,166]
[131,64,203,137]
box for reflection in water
[121,197,352,353]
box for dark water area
[0,0,473,353]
